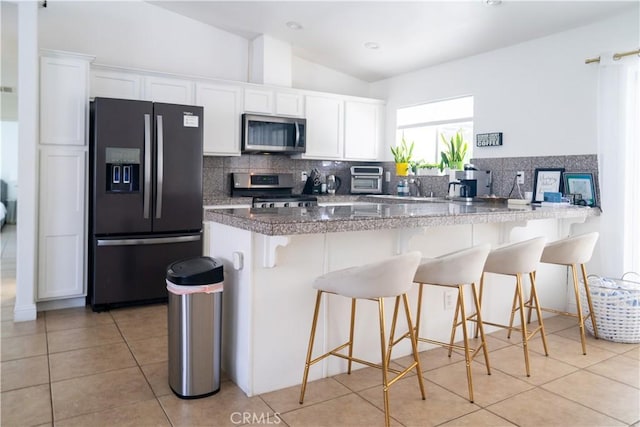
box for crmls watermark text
[230,412,282,425]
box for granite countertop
[204,197,600,236]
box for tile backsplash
[203,154,599,203]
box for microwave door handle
[294,122,300,147]
[155,115,164,219]
[143,114,151,219]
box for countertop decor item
[440,131,468,170]
[532,168,564,203]
[391,136,414,176]
[563,172,597,207]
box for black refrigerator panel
[91,98,154,235]
[90,233,202,309]
[152,103,203,233]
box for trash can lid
[166,256,224,285]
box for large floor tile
[261,377,351,414]
[532,333,618,368]
[1,305,14,321]
[140,361,173,397]
[487,344,578,385]
[49,342,137,382]
[426,359,533,406]
[54,398,171,427]
[1,355,50,392]
[359,377,479,426]
[1,316,45,338]
[394,345,466,373]
[332,362,411,392]
[281,392,394,426]
[586,353,640,388]
[542,370,640,425]
[45,307,114,332]
[439,409,516,426]
[1,333,47,361]
[110,303,167,324]
[159,381,275,426]
[128,335,168,365]
[554,325,640,355]
[489,387,625,426]
[51,366,154,421]
[1,384,52,426]
[47,323,124,354]
[117,318,168,343]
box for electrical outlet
[301,171,308,182]
[516,171,525,185]
[444,290,456,310]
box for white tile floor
[1,224,639,426]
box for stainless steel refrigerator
[88,97,203,311]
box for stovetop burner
[252,195,318,208]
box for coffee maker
[450,169,492,199]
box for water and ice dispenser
[105,147,140,193]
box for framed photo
[564,172,597,207]
[532,168,565,203]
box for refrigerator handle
[143,114,152,219]
[155,115,164,219]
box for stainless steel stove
[231,173,318,208]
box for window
[396,96,474,166]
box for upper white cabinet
[143,76,194,105]
[303,95,344,159]
[196,82,243,156]
[344,101,383,160]
[244,88,273,114]
[90,68,141,100]
[40,51,93,146]
[275,92,304,117]
[38,147,87,300]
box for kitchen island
[204,199,599,396]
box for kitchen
[2,1,639,426]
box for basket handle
[621,271,640,283]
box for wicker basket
[580,273,640,343]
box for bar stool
[299,252,425,427]
[478,237,548,377]
[388,244,491,403]
[526,232,600,355]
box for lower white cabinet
[303,95,344,159]
[38,147,87,300]
[196,82,243,156]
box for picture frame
[532,168,565,203]
[563,172,597,207]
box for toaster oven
[350,166,383,194]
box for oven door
[350,175,382,194]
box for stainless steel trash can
[166,256,224,399]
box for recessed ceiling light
[364,42,380,50]
[286,21,303,30]
[485,0,502,5]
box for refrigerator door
[91,98,154,235]
[90,233,202,309]
[152,103,203,233]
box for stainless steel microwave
[241,114,306,154]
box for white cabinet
[90,68,141,100]
[143,76,194,104]
[244,88,273,113]
[275,92,304,117]
[303,95,344,159]
[196,82,243,156]
[344,101,383,160]
[40,51,93,146]
[37,147,87,300]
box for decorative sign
[476,132,503,147]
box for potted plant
[440,131,468,170]
[415,161,441,176]
[391,137,414,176]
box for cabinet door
[275,92,304,117]
[40,55,90,146]
[143,76,194,104]
[344,101,382,160]
[38,148,86,300]
[244,88,273,113]
[196,83,242,156]
[304,95,344,159]
[90,69,141,100]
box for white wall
[371,10,639,160]
[292,56,372,98]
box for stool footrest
[417,337,485,362]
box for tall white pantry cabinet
[37,50,93,301]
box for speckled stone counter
[204,199,600,236]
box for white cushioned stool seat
[415,244,492,286]
[479,236,549,377]
[300,251,425,427]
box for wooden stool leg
[570,264,588,355]
[348,298,357,373]
[507,286,519,339]
[403,293,426,400]
[386,296,402,365]
[581,263,599,339]
[529,272,549,356]
[377,298,391,427]
[457,285,475,403]
[516,274,532,377]
[474,275,485,339]
[415,283,425,340]
[300,290,323,404]
[448,289,461,358]
[472,282,491,376]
